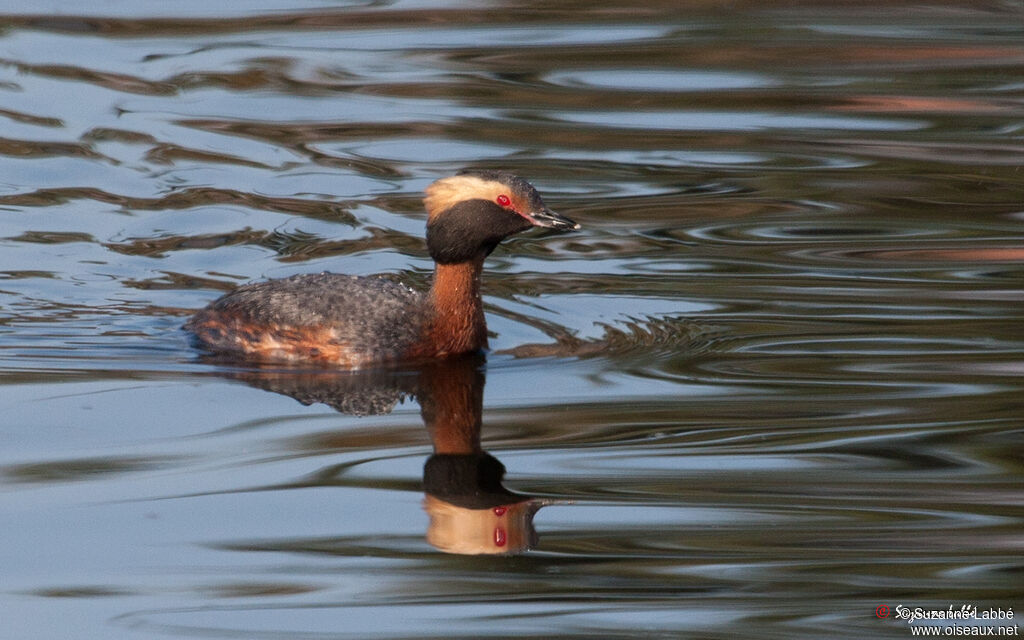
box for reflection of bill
[217,353,549,555]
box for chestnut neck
[426,256,488,357]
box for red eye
[496,194,511,208]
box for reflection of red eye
[496,194,511,208]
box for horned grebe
[185,170,578,366]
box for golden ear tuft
[424,175,506,219]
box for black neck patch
[426,199,533,264]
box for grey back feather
[190,272,428,358]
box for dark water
[2,2,1023,638]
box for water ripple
[1,2,1023,639]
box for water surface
[1,2,1023,639]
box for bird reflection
[418,357,542,554]
[218,354,545,555]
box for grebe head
[424,170,578,264]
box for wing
[186,273,427,365]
